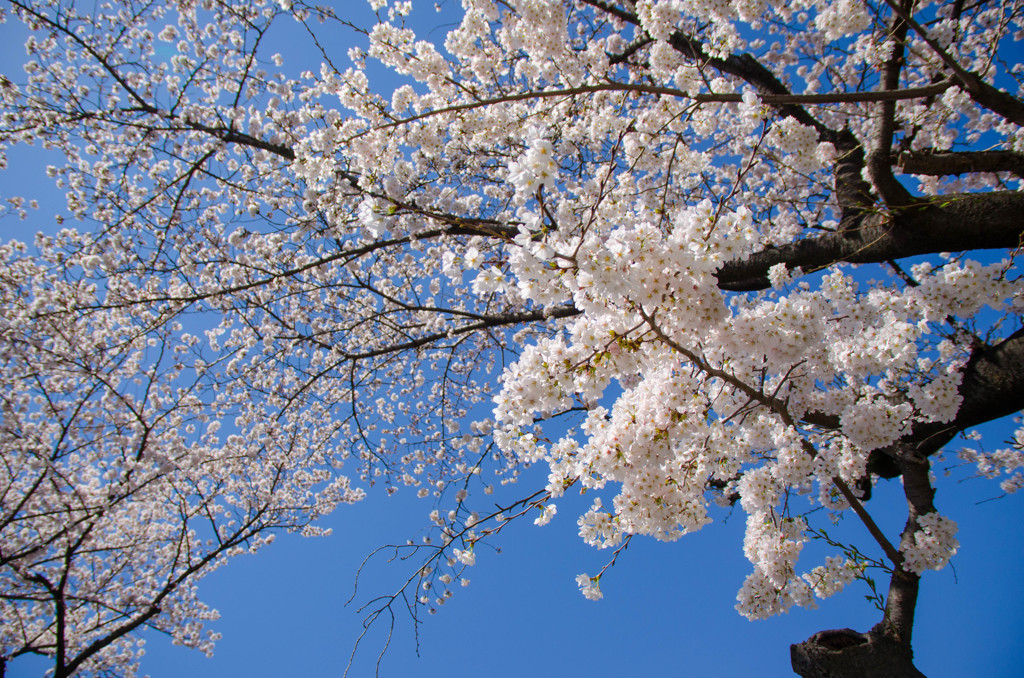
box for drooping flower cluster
[901,513,960,575]
[508,133,559,195]
[576,573,603,601]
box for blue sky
[17,461,1016,678]
[3,2,1023,676]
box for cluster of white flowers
[957,423,1024,494]
[840,397,912,452]
[901,512,960,575]
[768,117,824,173]
[534,503,557,526]
[743,515,807,591]
[578,498,624,549]
[472,266,506,295]
[507,134,558,195]
[454,547,477,566]
[811,0,872,40]
[736,566,813,619]
[636,0,683,42]
[357,196,389,238]
[575,573,603,601]
[803,557,858,599]
[907,370,964,423]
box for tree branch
[828,129,876,234]
[371,82,952,136]
[879,0,1024,126]
[896,150,1024,177]
[832,477,903,567]
[866,0,915,208]
[866,327,1024,480]
[716,191,1024,290]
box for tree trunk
[791,627,925,678]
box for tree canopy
[1,0,1023,676]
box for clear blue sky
[19,464,1018,678]
[146,469,1024,678]
[3,2,1023,677]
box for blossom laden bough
[2,0,1024,676]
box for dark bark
[716,191,1024,291]
[791,628,925,678]
[827,130,874,234]
[897,150,1024,178]
[865,0,915,209]
[868,327,1024,478]
[791,446,938,678]
[946,328,1024,431]
[954,73,1024,128]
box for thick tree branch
[896,150,1024,177]
[883,450,934,642]
[829,130,876,233]
[866,0,915,208]
[947,328,1024,433]
[179,119,296,161]
[716,191,1024,291]
[867,327,1024,479]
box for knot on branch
[813,628,869,650]
[791,628,925,678]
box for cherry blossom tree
[2,0,1023,676]
[0,233,366,677]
